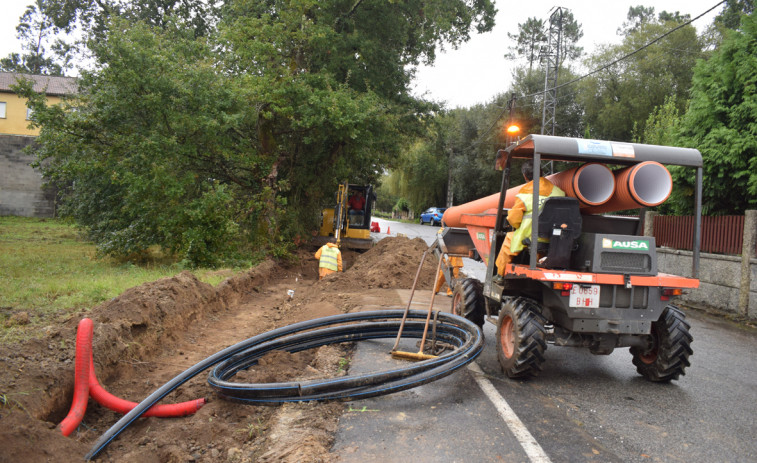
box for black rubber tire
[451,278,485,328]
[631,304,693,382]
[496,297,547,379]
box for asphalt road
[332,218,757,462]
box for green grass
[0,216,250,343]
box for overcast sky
[0,0,725,108]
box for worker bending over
[493,161,565,283]
[315,241,343,279]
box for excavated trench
[0,236,442,463]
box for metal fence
[653,215,746,255]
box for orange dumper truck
[433,135,701,382]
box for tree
[1,0,222,77]
[580,11,704,141]
[715,0,755,30]
[505,17,546,71]
[0,0,72,75]
[674,11,757,215]
[554,9,584,66]
[505,11,583,71]
[17,21,250,266]
[21,0,497,265]
[618,5,657,35]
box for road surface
[332,218,757,462]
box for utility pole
[505,93,519,147]
[540,6,565,175]
[446,148,454,208]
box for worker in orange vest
[434,255,463,296]
[315,241,343,279]
[494,161,564,283]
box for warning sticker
[612,143,635,158]
[576,139,612,156]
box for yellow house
[0,72,78,136]
[0,72,77,217]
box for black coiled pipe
[86,310,482,460]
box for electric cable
[468,1,726,149]
[85,309,483,461]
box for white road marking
[468,362,552,463]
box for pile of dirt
[0,235,434,462]
[325,236,439,291]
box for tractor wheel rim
[500,315,515,358]
[640,349,658,364]
[640,325,660,364]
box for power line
[467,0,726,148]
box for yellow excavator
[316,181,375,250]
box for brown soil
[0,236,439,463]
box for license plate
[569,285,600,308]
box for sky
[0,0,725,108]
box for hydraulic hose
[86,310,483,461]
[59,318,206,437]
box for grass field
[0,216,248,343]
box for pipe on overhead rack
[441,162,616,228]
[582,161,672,214]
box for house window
[0,102,6,118]
[26,107,33,120]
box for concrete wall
[657,248,757,319]
[0,134,56,217]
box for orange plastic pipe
[442,163,615,228]
[88,349,206,417]
[60,318,206,437]
[59,318,93,436]
[582,161,672,214]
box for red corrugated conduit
[59,318,205,436]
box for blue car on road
[419,207,446,226]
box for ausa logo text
[602,238,649,250]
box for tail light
[553,282,573,297]
[661,288,682,301]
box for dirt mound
[0,235,434,462]
[324,236,438,290]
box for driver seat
[524,197,582,269]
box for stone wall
[657,248,756,319]
[650,210,757,320]
[0,135,56,217]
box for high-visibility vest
[510,186,566,253]
[318,246,340,271]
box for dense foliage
[674,11,757,215]
[6,1,757,265]
[16,0,496,265]
[384,4,755,218]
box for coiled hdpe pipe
[86,310,483,460]
[208,318,480,403]
[59,318,205,437]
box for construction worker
[493,161,565,283]
[434,255,463,296]
[347,190,366,225]
[315,241,343,279]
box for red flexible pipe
[60,318,205,436]
[59,318,93,436]
[88,349,205,417]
